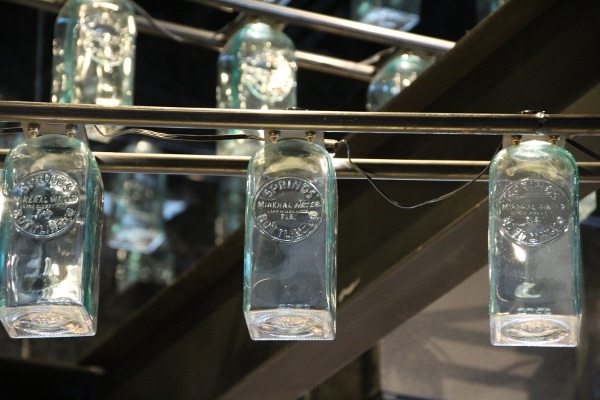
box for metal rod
[2,101,600,135]
[0,150,598,182]
[135,15,375,80]
[197,0,455,52]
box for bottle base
[490,314,579,347]
[0,305,96,338]
[245,309,335,340]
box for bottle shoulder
[6,135,93,171]
[249,140,334,177]
[490,140,578,187]
[221,21,295,55]
[492,141,577,169]
[376,53,432,78]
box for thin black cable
[92,126,264,142]
[338,139,499,209]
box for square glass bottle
[0,124,103,338]
[489,137,581,346]
[244,130,337,340]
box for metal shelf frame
[1,101,600,181]
[7,0,454,81]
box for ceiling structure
[1,0,600,399]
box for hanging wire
[337,139,500,209]
[92,126,265,142]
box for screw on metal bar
[305,131,315,143]
[65,124,77,138]
[27,123,40,138]
[520,109,548,136]
[511,135,522,146]
[269,130,280,143]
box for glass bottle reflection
[0,124,103,338]
[108,140,166,254]
[114,245,175,294]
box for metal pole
[1,101,600,135]
[0,150,598,182]
[197,0,455,52]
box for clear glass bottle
[351,0,421,31]
[215,18,297,243]
[108,140,166,253]
[489,137,581,346]
[366,50,433,111]
[0,124,104,338]
[50,0,136,141]
[244,130,337,340]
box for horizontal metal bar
[2,101,600,135]
[0,149,599,182]
[294,50,374,81]
[198,0,455,52]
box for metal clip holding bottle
[489,119,582,347]
[243,127,337,340]
[0,122,104,338]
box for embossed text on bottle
[254,177,323,242]
[498,178,570,246]
[10,171,81,238]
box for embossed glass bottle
[51,0,136,141]
[215,16,297,242]
[244,130,337,340]
[108,140,166,253]
[0,124,103,338]
[366,50,432,111]
[489,137,581,346]
[351,0,421,31]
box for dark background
[0,0,483,110]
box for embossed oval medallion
[498,178,570,246]
[254,177,324,242]
[10,171,81,238]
